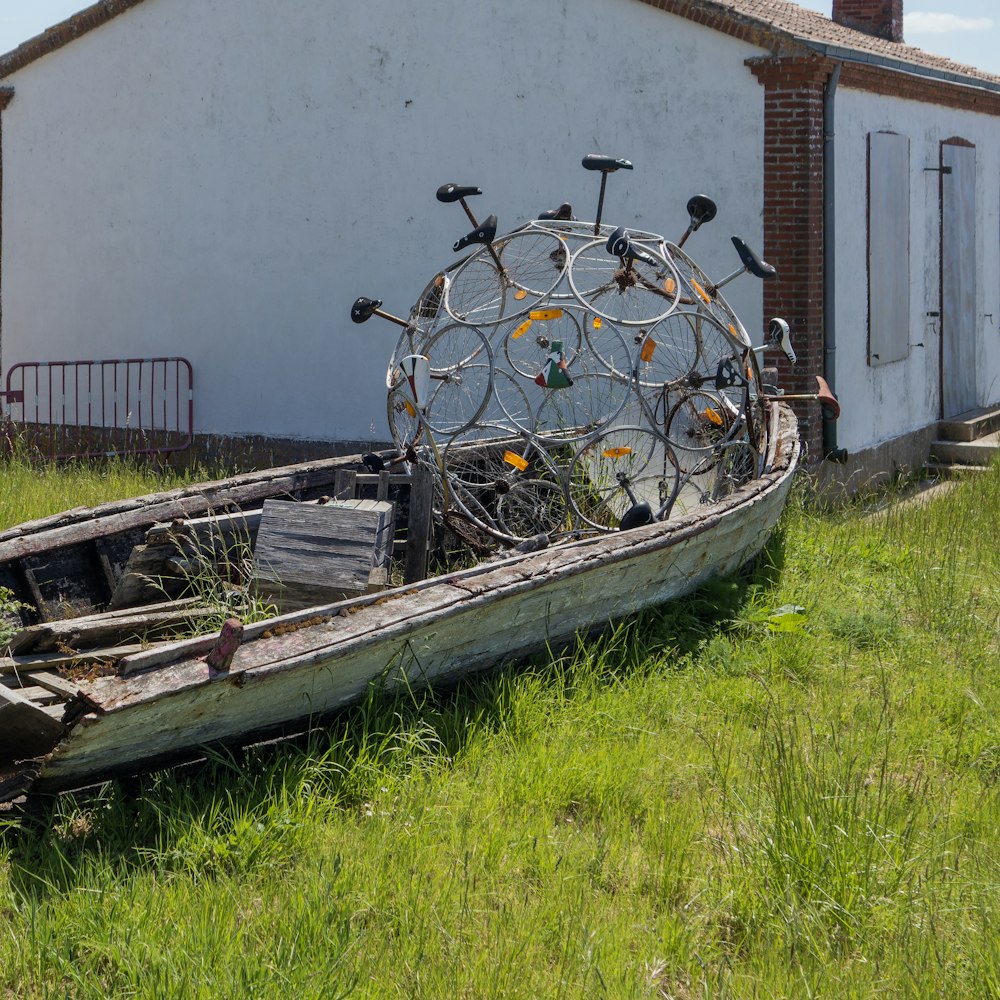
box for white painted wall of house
[833,87,1000,453]
[0,0,768,443]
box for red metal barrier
[2,358,193,459]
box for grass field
[1,455,998,998]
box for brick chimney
[832,0,904,42]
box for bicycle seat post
[582,155,633,234]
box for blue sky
[1,1,998,75]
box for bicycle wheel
[407,271,448,335]
[663,242,751,349]
[444,229,569,325]
[484,367,535,434]
[664,389,739,473]
[386,382,422,451]
[568,238,681,326]
[709,439,759,501]
[631,311,702,392]
[420,324,493,435]
[495,478,570,540]
[439,427,560,540]
[530,370,631,445]
[566,425,680,531]
[502,307,583,378]
[579,312,637,380]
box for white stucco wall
[832,86,1000,453]
[0,0,768,444]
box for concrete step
[928,431,1000,467]
[923,461,990,480]
[937,406,1000,442]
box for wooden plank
[25,671,82,700]
[404,468,433,584]
[6,606,219,656]
[8,685,60,705]
[0,643,148,675]
[333,470,357,501]
[0,685,65,759]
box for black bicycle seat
[606,226,657,265]
[537,202,574,221]
[686,195,717,229]
[715,355,748,390]
[453,213,497,253]
[437,183,482,204]
[582,154,633,173]
[351,297,382,323]
[731,236,776,279]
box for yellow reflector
[529,308,563,321]
[640,338,657,363]
[511,319,532,340]
[663,277,676,295]
[704,407,723,426]
[691,279,711,305]
[514,289,528,301]
[729,324,738,338]
[592,317,603,330]
[404,400,417,418]
[503,451,529,471]
[603,447,633,459]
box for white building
[0,0,998,479]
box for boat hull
[3,408,798,798]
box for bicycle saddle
[686,195,717,229]
[606,226,657,265]
[715,355,748,390]
[582,154,633,173]
[815,375,841,420]
[437,183,482,203]
[453,213,497,253]
[619,501,654,531]
[731,236,776,279]
[537,202,574,221]
[351,296,381,323]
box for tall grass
[1,461,999,997]
[0,447,202,532]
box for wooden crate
[253,498,395,612]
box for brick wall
[832,0,904,43]
[748,55,835,462]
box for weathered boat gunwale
[0,454,366,562]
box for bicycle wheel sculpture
[353,155,806,545]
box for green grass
[0,448,200,532]
[2,460,999,997]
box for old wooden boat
[0,404,798,801]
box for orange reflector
[603,447,633,459]
[640,338,657,363]
[503,451,529,471]
[404,400,417,418]
[729,324,738,338]
[529,308,563,321]
[592,317,603,330]
[511,319,532,340]
[704,407,723,426]
[514,289,528,301]
[691,279,711,305]
[663,277,676,295]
